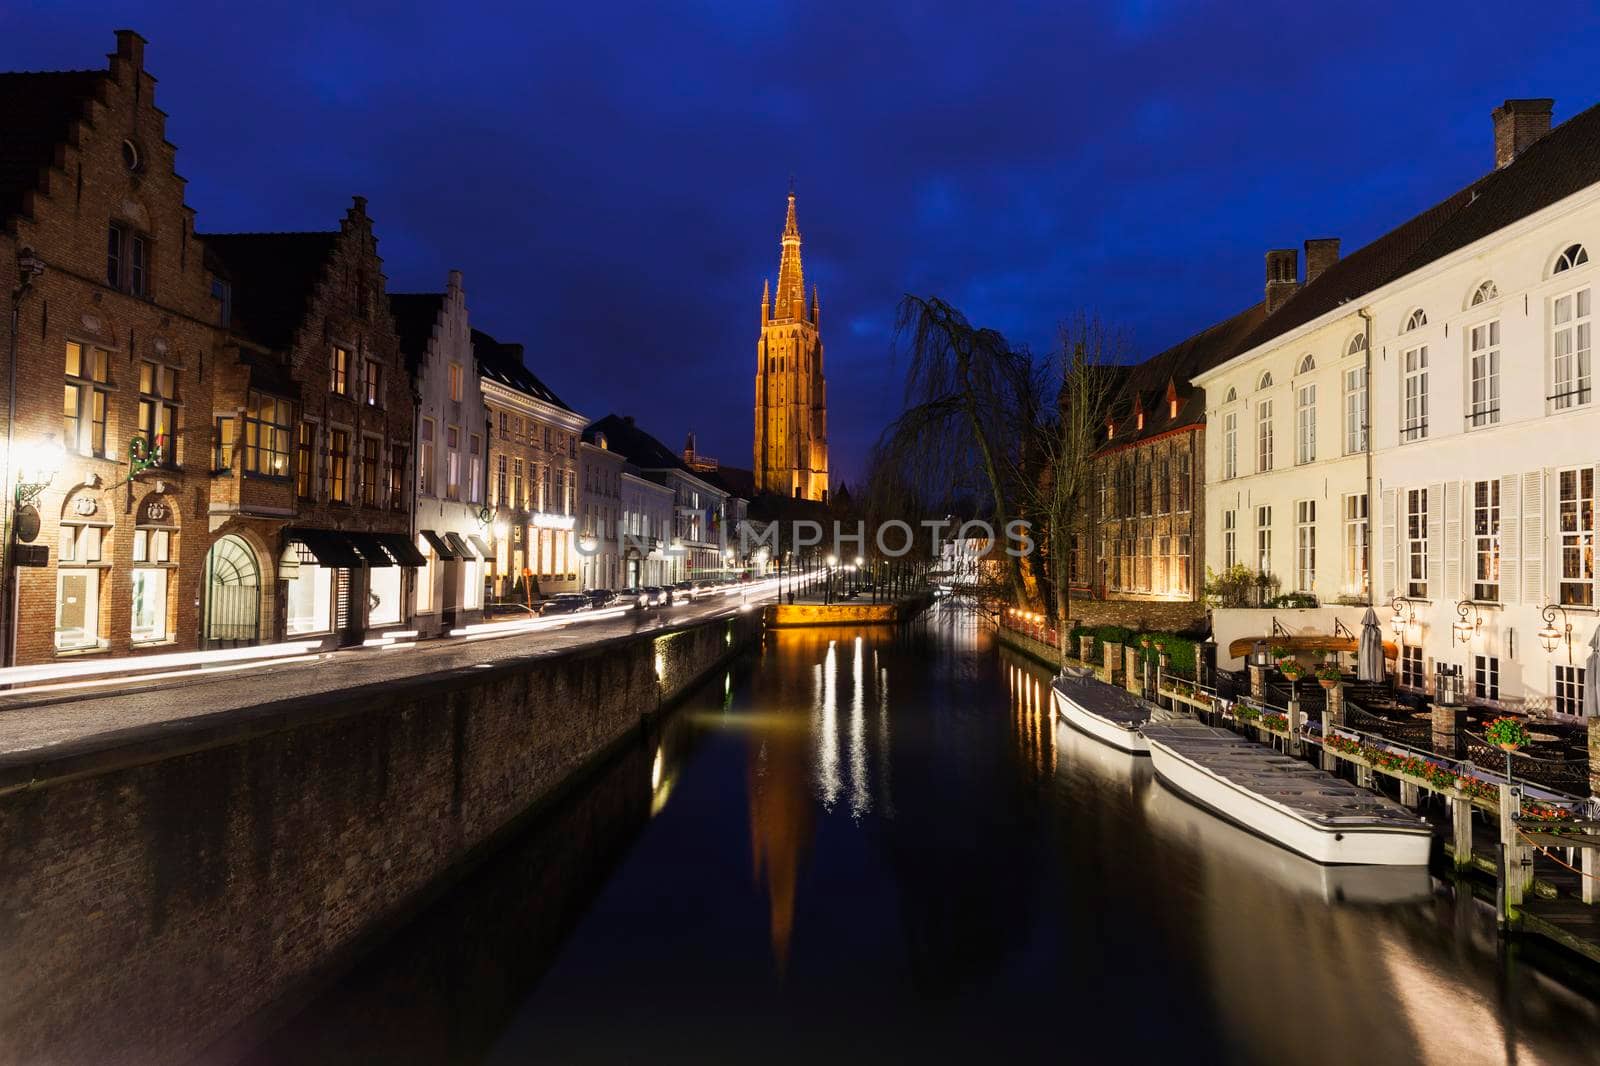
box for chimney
[114,29,146,69]
[1493,99,1553,169]
[1304,238,1340,285]
[1264,249,1299,315]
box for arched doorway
[204,535,261,646]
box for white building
[578,435,626,590]
[619,469,675,587]
[1197,97,1600,709]
[392,272,490,636]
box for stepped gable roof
[1238,98,1600,354]
[472,328,571,412]
[202,231,339,349]
[0,69,104,226]
[388,292,443,374]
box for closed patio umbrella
[1584,624,1600,719]
[1358,607,1386,684]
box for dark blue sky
[7,2,1600,484]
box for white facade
[578,439,625,590]
[620,471,675,587]
[407,271,490,636]
[1368,187,1600,713]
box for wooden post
[1355,763,1373,790]
[1157,651,1170,709]
[1079,634,1094,664]
[1451,790,1473,868]
[1584,848,1598,906]
[1286,693,1302,758]
[1325,682,1344,729]
[1103,642,1121,685]
[1499,783,1526,908]
[1248,664,1266,701]
[1399,780,1419,807]
[1124,645,1140,695]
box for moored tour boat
[1051,670,1156,755]
[1142,720,1433,866]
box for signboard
[14,544,49,568]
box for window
[1222,510,1237,569]
[1559,467,1595,606]
[496,454,508,505]
[360,436,380,507]
[1343,365,1366,454]
[1401,345,1429,442]
[131,522,174,644]
[328,428,350,503]
[330,345,351,395]
[1175,534,1192,595]
[1551,286,1591,410]
[445,425,460,500]
[136,361,179,467]
[1554,243,1590,274]
[1472,480,1501,601]
[363,358,382,406]
[1295,500,1316,592]
[1343,493,1368,599]
[469,433,482,503]
[63,342,110,457]
[106,224,149,296]
[1474,655,1500,702]
[1256,399,1273,472]
[1400,645,1424,688]
[1296,354,1314,375]
[498,411,509,439]
[214,416,236,472]
[419,417,435,496]
[388,445,407,510]
[1471,280,1499,306]
[1406,488,1428,598]
[1224,387,1237,402]
[55,564,103,651]
[1555,664,1587,717]
[243,392,292,476]
[1255,505,1271,576]
[1404,309,1427,332]
[1467,320,1501,427]
[1347,333,1366,358]
[448,361,463,402]
[1257,371,1273,391]
[1175,452,1191,512]
[1222,411,1238,480]
[1295,383,1316,464]
[513,458,524,507]
[213,278,233,327]
[296,422,317,498]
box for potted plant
[1316,662,1342,690]
[1278,655,1303,681]
[1485,716,1530,752]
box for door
[203,535,261,647]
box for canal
[238,604,1600,1065]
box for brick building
[0,31,223,664]
[203,198,422,648]
[475,328,586,602]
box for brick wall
[1065,596,1208,634]
[0,611,760,1066]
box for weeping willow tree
[874,295,1046,606]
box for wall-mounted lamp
[1452,600,1483,647]
[1537,604,1574,662]
[1389,596,1420,644]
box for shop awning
[445,532,475,559]
[288,528,365,569]
[1228,634,1399,659]
[375,532,427,568]
[346,531,395,568]
[468,534,494,559]
[419,529,460,561]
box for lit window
[64,342,111,457]
[1295,499,1316,592]
[330,345,350,395]
[1551,286,1591,410]
[1559,467,1595,606]
[1401,344,1429,442]
[1343,493,1368,599]
[1472,480,1500,601]
[1467,320,1501,427]
[1256,505,1272,576]
[1405,488,1428,598]
[243,392,292,476]
[137,361,179,467]
[363,358,382,406]
[1343,365,1366,454]
[328,428,350,503]
[448,361,463,402]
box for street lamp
[1538,604,1574,662]
[13,437,65,508]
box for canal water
[241,604,1600,1066]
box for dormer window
[1403,309,1427,332]
[1136,409,1144,431]
[1170,398,1179,419]
[1554,244,1590,275]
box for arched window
[1346,333,1366,357]
[1403,309,1427,332]
[132,493,178,645]
[206,535,261,645]
[1554,244,1590,274]
[1296,354,1315,375]
[1470,280,1499,306]
[1224,387,1237,403]
[56,488,111,651]
[1256,371,1273,391]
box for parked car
[620,587,649,608]
[585,588,618,608]
[642,586,669,607]
[538,593,593,616]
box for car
[619,587,649,608]
[642,586,669,607]
[693,580,716,598]
[672,580,696,602]
[585,588,618,608]
[538,593,593,616]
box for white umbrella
[1584,624,1600,719]
[1357,607,1385,684]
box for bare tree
[876,296,1044,605]
[1028,313,1122,665]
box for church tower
[753,189,829,501]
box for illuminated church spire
[774,190,809,321]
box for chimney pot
[1304,238,1340,285]
[1264,249,1300,315]
[1493,98,1554,169]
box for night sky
[7,2,1600,485]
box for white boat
[1142,720,1433,867]
[1051,671,1154,755]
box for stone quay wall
[0,611,760,1066]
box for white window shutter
[1500,473,1521,604]
[1522,469,1546,606]
[1426,482,1444,599]
[1381,488,1398,599]
[1444,480,1462,601]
